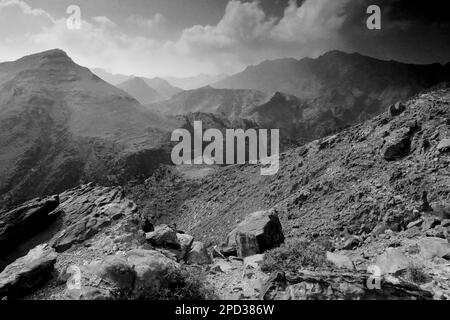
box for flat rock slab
[0,244,57,298]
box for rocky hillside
[0,49,176,209]
[1,87,449,300]
[146,86,450,245]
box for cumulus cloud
[168,0,350,72]
[4,0,441,76]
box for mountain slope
[148,86,270,119]
[0,49,175,208]
[214,50,450,132]
[142,77,183,100]
[117,77,163,104]
[130,86,450,248]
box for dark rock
[0,244,57,298]
[342,237,361,250]
[0,196,60,257]
[389,102,406,117]
[145,225,179,249]
[382,128,412,161]
[227,210,285,258]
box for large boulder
[125,249,179,298]
[382,128,412,161]
[373,248,411,275]
[418,237,450,260]
[66,249,179,300]
[227,210,284,258]
[0,244,57,298]
[186,242,212,265]
[145,225,180,248]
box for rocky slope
[0,50,177,209]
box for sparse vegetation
[262,238,332,273]
[404,264,429,285]
[143,266,218,300]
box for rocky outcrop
[144,224,211,265]
[262,270,433,300]
[0,196,60,257]
[227,211,285,258]
[51,184,138,252]
[0,244,57,298]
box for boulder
[145,225,179,248]
[341,237,361,250]
[67,249,179,300]
[326,252,355,270]
[227,210,285,258]
[374,248,411,275]
[0,244,57,297]
[437,139,450,153]
[126,249,179,298]
[418,237,450,260]
[382,128,412,161]
[186,242,212,265]
[176,233,194,261]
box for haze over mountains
[1,48,450,209]
[0,49,177,208]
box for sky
[0,0,449,77]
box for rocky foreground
[1,87,450,300]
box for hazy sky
[0,0,449,77]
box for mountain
[148,86,270,120]
[142,77,183,100]
[164,74,228,90]
[91,68,130,85]
[0,49,176,209]
[117,77,164,104]
[214,50,450,130]
[92,69,183,101]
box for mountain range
[0,49,177,208]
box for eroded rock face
[0,244,57,298]
[227,211,285,258]
[51,184,137,252]
[0,196,60,257]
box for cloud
[167,0,350,72]
[1,0,446,77]
[128,13,166,30]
